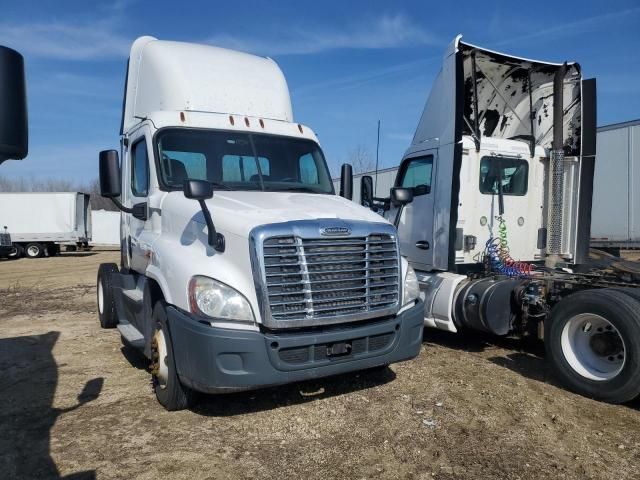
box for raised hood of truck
[412,35,591,153]
[406,35,597,271]
[120,36,293,134]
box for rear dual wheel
[25,242,44,259]
[546,288,640,403]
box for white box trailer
[91,210,120,246]
[591,119,640,253]
[0,192,91,258]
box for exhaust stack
[546,63,567,268]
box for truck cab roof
[121,36,294,135]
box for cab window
[131,139,149,197]
[479,156,528,196]
[398,155,433,196]
[299,153,319,184]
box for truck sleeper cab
[97,37,423,410]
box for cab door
[388,151,436,271]
[123,130,152,274]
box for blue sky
[0,0,639,183]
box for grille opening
[261,233,399,324]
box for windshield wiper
[209,182,233,190]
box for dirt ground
[1,251,639,480]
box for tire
[25,242,44,259]
[97,263,119,329]
[8,244,23,259]
[150,301,194,411]
[545,288,640,403]
[613,287,640,304]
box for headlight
[402,264,419,306]
[188,276,255,322]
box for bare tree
[348,145,375,174]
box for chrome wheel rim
[561,313,625,381]
[27,245,39,257]
[152,329,169,389]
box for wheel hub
[561,313,626,381]
[150,329,169,389]
[589,331,623,358]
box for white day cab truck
[0,45,28,259]
[96,37,424,411]
[358,36,640,403]
[0,192,92,258]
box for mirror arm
[109,197,132,214]
[393,205,405,229]
[109,198,148,221]
[198,199,225,252]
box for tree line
[0,176,118,211]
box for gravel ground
[1,251,639,479]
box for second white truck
[360,36,640,403]
[96,37,424,410]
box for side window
[399,155,433,196]
[299,153,319,184]
[131,139,149,197]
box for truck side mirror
[99,149,147,220]
[183,180,224,252]
[391,187,414,207]
[183,179,213,200]
[360,175,374,208]
[99,150,121,198]
[390,187,414,228]
[0,46,28,164]
[339,163,353,200]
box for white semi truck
[360,36,640,403]
[0,45,28,259]
[96,37,424,411]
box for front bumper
[167,299,424,393]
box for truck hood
[162,191,389,238]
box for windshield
[156,129,334,194]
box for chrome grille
[0,233,11,247]
[261,232,400,326]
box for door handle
[415,241,430,250]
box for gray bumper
[167,300,424,394]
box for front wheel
[545,289,640,403]
[97,263,119,328]
[150,301,194,411]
